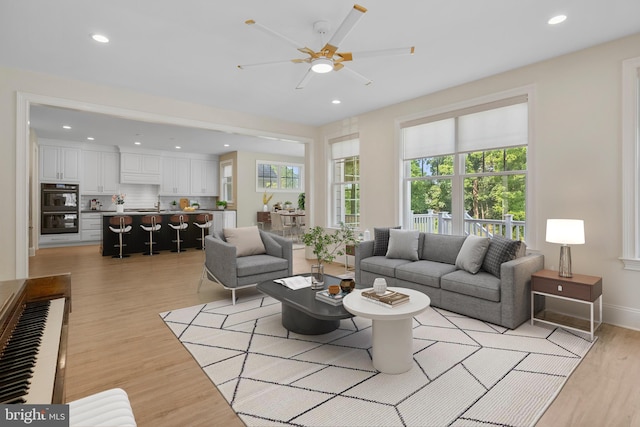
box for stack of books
[315,290,344,306]
[361,289,410,308]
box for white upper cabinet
[82,149,119,194]
[160,156,190,195]
[190,158,218,196]
[39,142,81,182]
[119,150,161,185]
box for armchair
[198,228,293,304]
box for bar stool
[169,214,189,253]
[108,215,133,259]
[140,215,162,255]
[194,213,213,250]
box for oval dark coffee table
[257,274,354,335]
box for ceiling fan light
[311,58,333,74]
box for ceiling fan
[237,4,415,89]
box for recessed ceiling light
[134,141,141,145]
[62,125,71,129]
[332,99,341,104]
[175,146,181,150]
[548,15,567,25]
[91,34,109,43]
[224,144,230,147]
[87,137,95,141]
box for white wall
[318,32,640,330]
[1,66,317,280]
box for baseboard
[545,298,640,331]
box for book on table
[273,276,312,290]
[315,290,344,306]
[361,289,410,307]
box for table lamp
[545,219,585,278]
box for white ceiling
[3,1,640,155]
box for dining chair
[270,211,292,238]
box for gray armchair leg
[197,266,206,292]
[232,289,236,305]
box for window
[621,57,640,270]
[256,161,304,191]
[402,95,528,240]
[220,160,233,202]
[330,135,360,228]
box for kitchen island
[101,210,235,256]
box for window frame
[621,56,640,270]
[399,89,533,242]
[255,160,304,192]
[220,159,234,203]
[329,134,360,228]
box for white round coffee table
[343,287,430,374]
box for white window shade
[458,103,528,152]
[331,138,359,160]
[402,118,455,159]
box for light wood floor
[28,245,640,427]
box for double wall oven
[41,183,79,234]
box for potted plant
[284,201,292,210]
[302,222,356,289]
[216,200,227,210]
[112,193,126,213]
[262,191,273,212]
[297,192,305,211]
[170,200,178,210]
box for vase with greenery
[262,191,273,212]
[302,222,356,289]
[216,200,227,210]
[298,192,305,211]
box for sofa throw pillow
[385,229,420,261]
[482,236,524,278]
[223,226,266,257]
[373,226,401,256]
[455,235,490,274]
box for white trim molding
[620,57,640,271]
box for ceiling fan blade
[238,58,306,69]
[321,4,367,57]
[341,65,372,86]
[351,46,415,60]
[296,68,315,89]
[245,19,306,51]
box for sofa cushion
[482,236,524,278]
[373,226,401,256]
[224,226,266,257]
[455,235,490,274]
[360,256,412,278]
[236,254,288,277]
[386,229,420,261]
[421,234,467,264]
[441,270,501,302]
[396,260,457,289]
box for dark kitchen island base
[101,211,213,256]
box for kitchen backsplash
[80,184,216,211]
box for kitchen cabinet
[161,156,190,195]
[39,143,81,182]
[120,152,161,184]
[190,158,218,196]
[82,150,119,194]
[81,212,103,242]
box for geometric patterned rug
[160,295,595,427]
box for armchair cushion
[223,226,266,257]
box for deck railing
[410,210,525,240]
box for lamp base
[558,245,572,278]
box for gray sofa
[355,231,544,329]
[198,229,293,304]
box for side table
[531,269,602,341]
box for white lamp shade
[546,219,585,245]
[311,58,333,73]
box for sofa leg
[231,289,236,305]
[197,266,206,292]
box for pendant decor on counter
[116,204,124,213]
